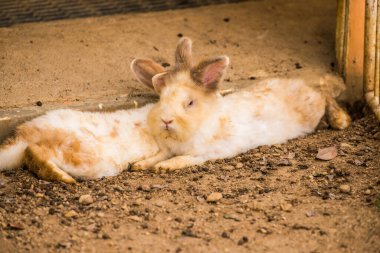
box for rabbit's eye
[187,100,194,107]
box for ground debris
[79,194,94,205]
[207,192,223,202]
[316,147,338,161]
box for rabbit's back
[193,78,325,159]
[16,104,158,178]
[245,78,325,130]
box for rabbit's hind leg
[326,97,351,130]
[24,144,76,183]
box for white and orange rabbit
[0,37,351,182]
[131,37,351,172]
[0,58,167,183]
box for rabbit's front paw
[151,161,179,173]
[151,155,202,173]
[131,161,150,171]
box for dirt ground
[0,114,379,253]
[0,0,338,109]
[0,0,380,253]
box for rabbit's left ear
[131,58,165,90]
[191,56,229,90]
[152,72,168,94]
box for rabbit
[0,58,167,183]
[130,37,351,172]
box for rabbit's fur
[0,37,351,181]
[0,57,167,183]
[131,38,351,172]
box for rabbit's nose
[161,118,174,125]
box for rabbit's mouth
[162,124,174,132]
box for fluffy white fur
[132,38,350,172]
[0,140,27,170]
[0,105,159,179]
[0,37,350,181]
[133,74,326,171]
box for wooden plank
[375,0,380,101]
[336,0,348,75]
[364,0,377,94]
[344,0,365,102]
[364,0,380,120]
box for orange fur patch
[1,136,20,150]
[212,116,230,141]
[62,139,83,166]
[283,85,325,129]
[16,125,94,167]
[110,127,119,138]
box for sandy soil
[0,0,338,109]
[0,1,379,253]
[0,115,379,253]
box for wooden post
[336,0,348,75]
[336,0,365,103]
[364,0,377,94]
[364,0,380,120]
[373,0,380,119]
[375,0,380,101]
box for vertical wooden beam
[375,0,380,101]
[364,0,377,94]
[364,0,380,120]
[373,0,380,119]
[336,0,348,75]
[345,0,365,102]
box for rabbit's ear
[175,37,192,70]
[191,56,229,90]
[152,72,168,94]
[131,58,165,90]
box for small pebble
[102,233,111,240]
[64,210,78,218]
[237,236,248,245]
[258,227,270,234]
[137,184,151,192]
[223,165,235,170]
[339,184,351,193]
[129,215,143,222]
[182,229,197,237]
[207,192,223,202]
[56,242,71,249]
[305,210,315,217]
[280,203,292,212]
[221,231,230,238]
[340,143,352,148]
[79,194,94,205]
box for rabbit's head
[131,38,229,143]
